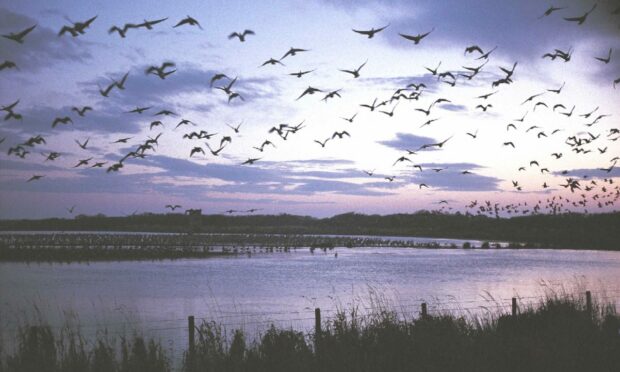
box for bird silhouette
[289,69,315,78]
[71,106,92,117]
[563,4,597,25]
[27,175,44,182]
[146,62,176,79]
[73,157,93,168]
[261,58,284,67]
[174,16,202,29]
[206,143,227,156]
[165,204,182,211]
[341,113,357,123]
[0,60,18,71]
[424,61,441,75]
[340,60,367,78]
[477,91,498,100]
[399,28,434,44]
[52,116,72,128]
[594,48,612,64]
[547,82,565,94]
[2,24,37,43]
[363,169,375,176]
[314,138,330,148]
[253,140,276,152]
[393,156,412,166]
[322,89,342,102]
[126,106,151,114]
[75,138,90,149]
[296,86,322,100]
[352,24,389,38]
[538,6,566,19]
[242,157,261,165]
[59,16,97,37]
[332,131,350,139]
[464,45,483,55]
[108,23,139,38]
[281,47,309,59]
[228,30,255,42]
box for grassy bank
[1,294,619,371]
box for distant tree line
[0,211,619,250]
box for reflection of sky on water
[2,246,619,364]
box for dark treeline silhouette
[1,211,619,250]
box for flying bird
[242,157,261,165]
[71,106,92,117]
[594,48,612,64]
[75,138,90,149]
[339,60,367,78]
[59,16,97,37]
[189,147,205,157]
[0,60,18,71]
[289,69,315,78]
[73,157,93,168]
[332,131,350,139]
[547,82,565,94]
[205,143,226,156]
[538,5,566,19]
[27,175,44,182]
[52,116,72,128]
[2,24,37,43]
[563,4,597,25]
[399,28,434,44]
[165,204,182,211]
[296,86,322,100]
[126,106,151,114]
[146,62,176,79]
[425,61,442,75]
[352,24,389,38]
[464,45,483,55]
[261,58,284,67]
[314,138,330,148]
[341,113,357,123]
[228,30,255,42]
[174,16,202,29]
[281,47,309,59]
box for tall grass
[1,293,619,371]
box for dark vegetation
[1,294,619,372]
[1,211,620,250]
[0,232,500,262]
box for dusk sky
[0,0,619,218]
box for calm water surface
[2,240,620,361]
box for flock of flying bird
[0,4,619,217]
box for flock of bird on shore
[1,4,619,217]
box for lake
[2,236,620,363]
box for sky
[0,0,619,219]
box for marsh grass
[1,292,619,372]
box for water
[2,239,620,364]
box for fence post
[421,302,427,318]
[314,308,321,353]
[586,291,592,316]
[188,315,195,370]
[512,298,517,317]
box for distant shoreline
[1,211,619,251]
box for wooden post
[421,302,427,318]
[586,291,592,316]
[188,315,195,370]
[512,298,517,317]
[314,308,321,353]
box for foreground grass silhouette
[2,294,619,372]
